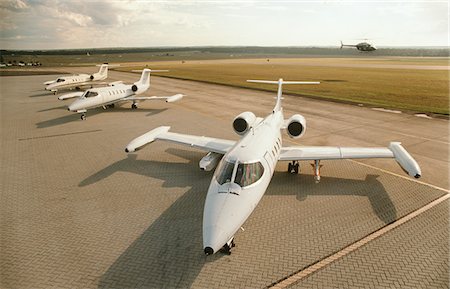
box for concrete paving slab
[1,71,448,288]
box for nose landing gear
[288,161,299,174]
[219,237,236,255]
[80,113,86,120]
[131,103,138,109]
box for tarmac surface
[1,68,448,288]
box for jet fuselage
[203,109,284,254]
[68,84,132,112]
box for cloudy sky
[0,0,448,50]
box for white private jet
[44,64,110,94]
[125,79,421,255]
[65,69,184,120]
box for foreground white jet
[125,79,421,255]
[65,69,184,120]
[44,64,110,94]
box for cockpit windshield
[82,91,98,98]
[214,159,264,187]
[234,162,264,187]
[56,78,65,82]
[215,160,235,185]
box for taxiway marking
[269,192,449,289]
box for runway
[1,69,448,288]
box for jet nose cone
[204,247,214,255]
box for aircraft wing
[279,146,394,161]
[123,94,184,103]
[125,126,235,154]
[55,81,108,90]
[279,142,421,178]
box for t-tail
[93,63,109,79]
[132,69,169,87]
[131,69,169,94]
[247,79,320,113]
[98,64,108,77]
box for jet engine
[90,75,94,80]
[131,83,148,95]
[233,111,256,135]
[285,114,306,138]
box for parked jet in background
[66,69,183,120]
[44,64,110,94]
[340,40,377,52]
[125,78,421,256]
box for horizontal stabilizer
[247,78,320,112]
[131,69,169,73]
[388,142,421,178]
[125,126,171,153]
[247,80,320,85]
[96,64,120,67]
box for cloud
[0,0,447,49]
[0,0,29,11]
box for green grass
[117,59,449,115]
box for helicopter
[340,39,377,52]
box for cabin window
[234,161,264,187]
[215,160,235,185]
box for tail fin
[247,79,319,113]
[97,64,108,77]
[132,69,169,89]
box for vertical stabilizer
[98,64,108,77]
[138,69,151,86]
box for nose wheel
[131,103,137,109]
[219,238,236,255]
[288,161,299,174]
[80,113,86,120]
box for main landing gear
[220,237,236,255]
[311,160,322,183]
[131,103,138,109]
[80,113,86,120]
[288,160,323,183]
[288,161,299,174]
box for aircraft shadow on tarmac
[38,105,68,112]
[79,148,397,288]
[268,171,397,225]
[82,149,220,288]
[29,91,56,98]
[35,107,168,128]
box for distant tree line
[1,46,449,57]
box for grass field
[117,58,449,115]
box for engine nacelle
[90,75,94,80]
[131,84,138,92]
[233,111,257,135]
[285,114,306,138]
